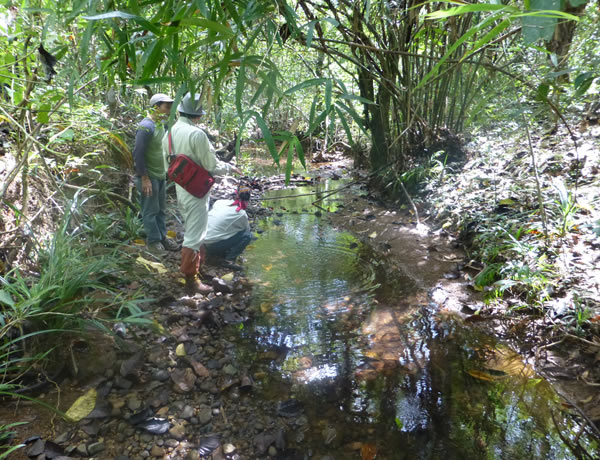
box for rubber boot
[185,275,213,295]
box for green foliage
[550,179,577,237]
[0,202,150,384]
[0,419,26,459]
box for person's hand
[231,166,242,175]
[141,176,153,196]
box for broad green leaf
[535,83,550,102]
[574,72,596,97]
[284,77,328,95]
[521,0,561,44]
[179,17,234,37]
[568,0,587,5]
[0,290,14,308]
[37,103,51,124]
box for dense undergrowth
[414,119,600,343]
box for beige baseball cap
[149,93,174,106]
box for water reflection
[237,182,599,459]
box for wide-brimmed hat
[149,93,174,106]
[177,92,206,116]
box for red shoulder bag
[167,130,215,198]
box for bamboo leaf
[130,77,175,85]
[325,79,332,113]
[285,141,294,184]
[284,77,328,95]
[335,102,366,133]
[293,135,306,169]
[335,106,353,144]
[140,38,164,79]
[427,3,511,19]
[467,18,511,60]
[83,11,161,35]
[339,93,375,104]
[306,20,316,47]
[416,12,502,90]
[308,108,330,135]
[236,61,245,116]
[245,111,278,165]
[179,17,235,37]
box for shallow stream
[236,181,599,459]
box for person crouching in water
[164,92,242,295]
[204,185,253,271]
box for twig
[565,333,600,348]
[535,335,567,362]
[398,181,420,225]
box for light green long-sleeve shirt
[163,117,234,251]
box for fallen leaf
[368,232,377,238]
[222,272,234,282]
[186,357,210,377]
[171,368,196,393]
[260,302,273,313]
[361,443,377,460]
[262,264,273,271]
[136,256,167,274]
[175,343,186,357]
[167,230,177,238]
[65,388,97,422]
[467,370,495,382]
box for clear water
[236,181,599,459]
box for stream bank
[2,160,599,459]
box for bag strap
[167,129,176,163]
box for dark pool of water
[235,182,599,459]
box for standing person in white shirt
[204,185,253,271]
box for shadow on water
[235,181,599,459]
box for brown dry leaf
[361,443,377,460]
[467,370,496,382]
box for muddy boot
[185,276,213,295]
